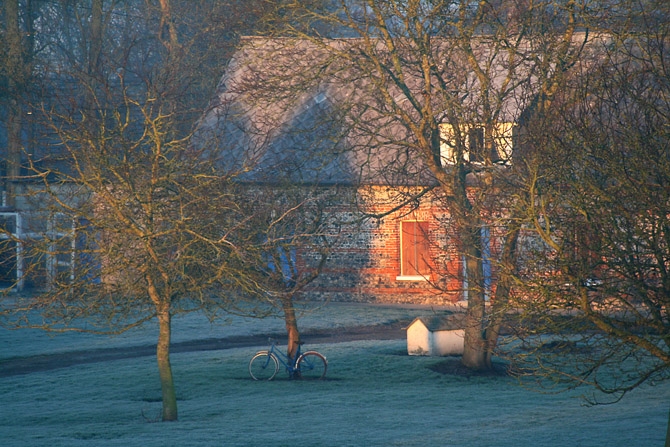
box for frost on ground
[0,302,667,447]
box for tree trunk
[88,0,103,77]
[462,295,487,369]
[157,305,178,421]
[145,272,178,421]
[158,0,179,51]
[4,0,23,208]
[282,295,301,363]
[461,227,488,370]
[5,105,21,208]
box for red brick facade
[302,186,467,305]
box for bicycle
[249,338,327,381]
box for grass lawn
[0,303,667,446]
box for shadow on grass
[427,357,510,378]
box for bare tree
[250,0,584,371]
[505,2,670,442]
[0,0,275,421]
[233,184,341,361]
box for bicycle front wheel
[296,351,327,380]
[249,351,279,381]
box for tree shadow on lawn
[427,357,510,378]
[384,347,510,378]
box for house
[0,33,599,301]
[194,36,538,306]
[406,316,465,356]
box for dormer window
[439,122,515,165]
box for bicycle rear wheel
[296,351,327,380]
[249,351,279,381]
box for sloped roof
[194,38,431,185]
[408,314,465,332]
[194,35,594,185]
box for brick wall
[302,186,467,305]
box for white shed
[406,316,464,356]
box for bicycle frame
[266,339,302,376]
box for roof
[407,315,464,332]
[194,34,598,186]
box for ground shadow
[427,357,510,378]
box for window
[439,122,515,164]
[398,221,431,280]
